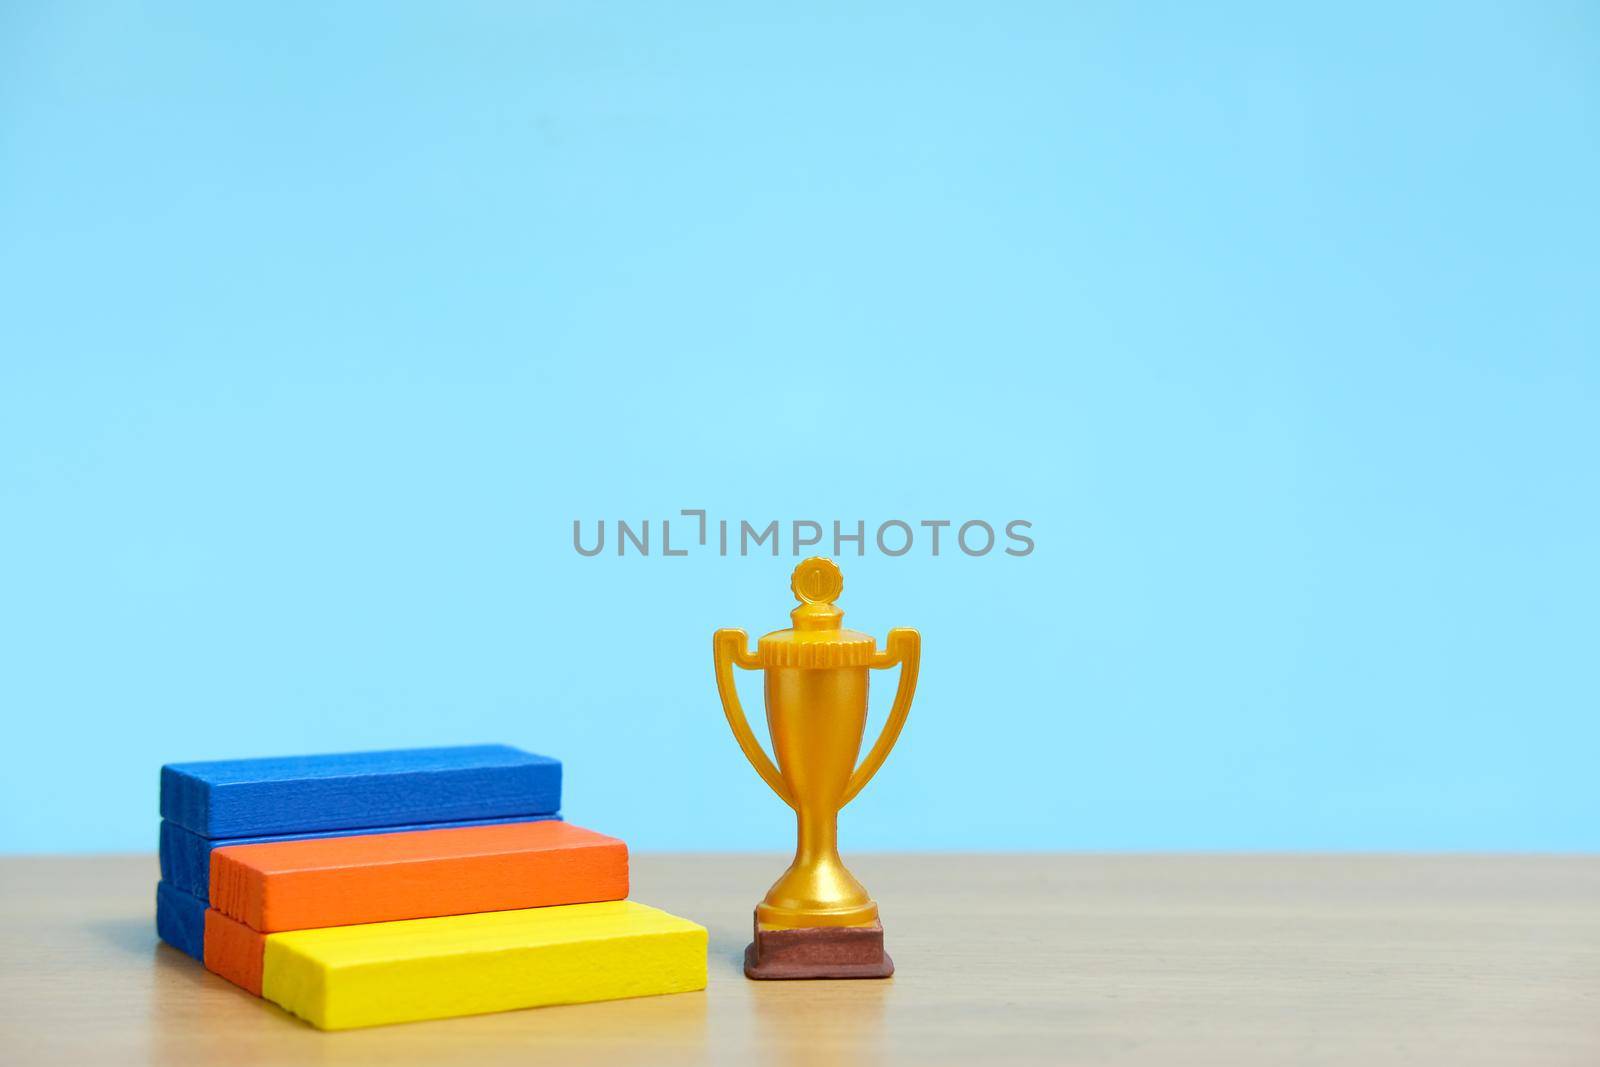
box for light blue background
[3,2,1596,853]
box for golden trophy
[714,557,920,979]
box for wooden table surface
[1,854,1596,1065]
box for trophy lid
[756,558,877,668]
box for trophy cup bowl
[714,557,920,979]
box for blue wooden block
[156,880,207,961]
[158,813,564,900]
[160,745,562,838]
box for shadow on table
[86,915,161,957]
[709,926,751,976]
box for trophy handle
[713,628,796,809]
[842,627,921,807]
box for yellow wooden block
[260,900,707,1030]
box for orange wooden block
[209,820,628,933]
[204,908,267,995]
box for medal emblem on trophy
[713,557,921,979]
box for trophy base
[743,912,894,980]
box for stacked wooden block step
[155,745,706,1029]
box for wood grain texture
[203,909,266,996]
[159,814,562,899]
[153,881,205,962]
[209,821,628,931]
[160,745,561,838]
[261,900,707,1030]
[5,854,1597,1065]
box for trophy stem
[794,807,840,867]
[757,803,877,928]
